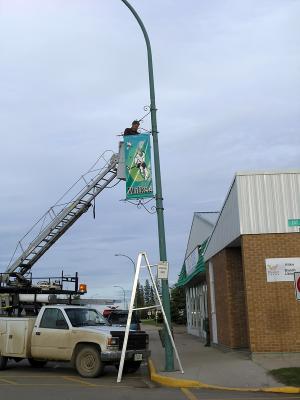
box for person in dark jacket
[204,317,211,347]
[124,120,140,136]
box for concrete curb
[147,358,300,393]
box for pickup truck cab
[0,305,150,377]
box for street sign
[294,272,300,301]
[158,261,169,279]
[288,219,300,227]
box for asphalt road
[1,360,300,400]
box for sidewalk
[143,323,290,390]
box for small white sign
[265,258,300,282]
[158,261,169,279]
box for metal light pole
[113,285,126,309]
[120,0,174,371]
[115,253,138,309]
[115,254,136,272]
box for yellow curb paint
[262,386,300,394]
[181,387,199,400]
[148,358,300,394]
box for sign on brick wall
[265,258,300,282]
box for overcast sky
[0,0,299,302]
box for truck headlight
[107,337,119,346]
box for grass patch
[269,368,300,386]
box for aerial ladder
[0,149,123,291]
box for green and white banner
[124,133,153,200]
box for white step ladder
[117,251,184,383]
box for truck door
[31,308,72,360]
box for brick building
[204,171,300,356]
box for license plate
[134,353,143,361]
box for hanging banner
[124,133,153,200]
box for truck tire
[75,346,103,378]
[0,356,8,370]
[28,358,48,368]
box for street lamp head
[114,253,135,266]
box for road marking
[0,374,142,388]
[0,375,64,378]
[0,378,17,385]
[62,376,135,388]
[63,376,99,387]
[186,397,300,400]
[0,382,132,387]
[7,383,72,386]
[181,388,198,400]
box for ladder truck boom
[2,152,119,283]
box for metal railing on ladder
[3,151,119,281]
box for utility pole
[120,0,174,371]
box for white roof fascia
[204,175,241,261]
[184,212,218,261]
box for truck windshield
[65,308,108,327]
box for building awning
[176,238,208,287]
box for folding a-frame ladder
[117,251,184,383]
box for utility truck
[0,150,150,377]
[0,304,149,377]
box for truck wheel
[0,356,8,370]
[28,359,48,368]
[124,360,142,373]
[75,346,103,378]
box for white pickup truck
[0,305,150,377]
